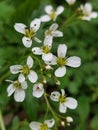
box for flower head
[80,3,98,21]
[40,5,64,22]
[45,44,81,77]
[33,83,44,98]
[50,89,78,113]
[32,37,53,61]
[29,118,55,130]
[10,56,38,83]
[14,19,41,48]
[7,79,27,102]
[65,0,76,5]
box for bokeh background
[0,0,98,130]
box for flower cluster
[6,1,98,129]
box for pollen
[25,27,35,38]
[56,57,66,67]
[40,123,48,130]
[42,45,50,54]
[14,81,21,89]
[22,65,30,75]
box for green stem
[44,92,59,129]
[0,110,6,130]
[61,13,77,30]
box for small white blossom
[29,119,55,130]
[66,116,73,126]
[45,23,63,38]
[50,89,78,113]
[45,44,81,77]
[10,56,38,83]
[7,79,27,102]
[65,0,76,5]
[14,19,41,48]
[32,37,53,61]
[33,83,44,98]
[80,3,98,21]
[40,5,64,22]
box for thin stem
[60,12,77,30]
[44,92,59,129]
[0,110,6,130]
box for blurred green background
[0,0,98,130]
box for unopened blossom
[50,89,77,113]
[66,116,73,126]
[33,83,44,98]
[29,118,55,130]
[45,44,81,77]
[10,56,38,83]
[40,5,64,22]
[80,3,98,21]
[14,18,41,48]
[7,79,27,102]
[32,37,53,61]
[65,0,76,5]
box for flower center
[56,57,66,67]
[45,29,52,36]
[22,65,30,75]
[59,95,66,103]
[49,11,56,19]
[14,81,21,89]
[42,45,50,54]
[25,27,35,38]
[40,123,48,130]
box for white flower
[33,83,44,98]
[14,19,41,48]
[10,56,38,83]
[45,44,81,77]
[7,79,27,102]
[50,89,78,113]
[29,118,55,130]
[32,37,53,61]
[40,5,64,22]
[65,0,76,5]
[80,3,98,21]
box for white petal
[59,103,67,113]
[28,70,38,83]
[52,30,63,37]
[42,53,53,61]
[18,73,25,83]
[66,56,81,68]
[45,5,53,14]
[44,36,53,47]
[40,15,51,22]
[14,89,25,102]
[22,37,32,48]
[7,84,15,96]
[55,66,66,77]
[33,37,41,43]
[10,65,22,74]
[45,55,57,65]
[33,83,44,98]
[27,56,33,68]
[21,81,28,89]
[44,119,55,128]
[66,0,76,5]
[50,91,60,102]
[14,23,26,34]
[61,89,65,96]
[65,97,78,109]
[32,47,42,55]
[90,12,98,18]
[57,44,67,58]
[56,6,64,15]
[29,122,41,130]
[50,23,58,32]
[30,18,41,32]
[84,3,92,13]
